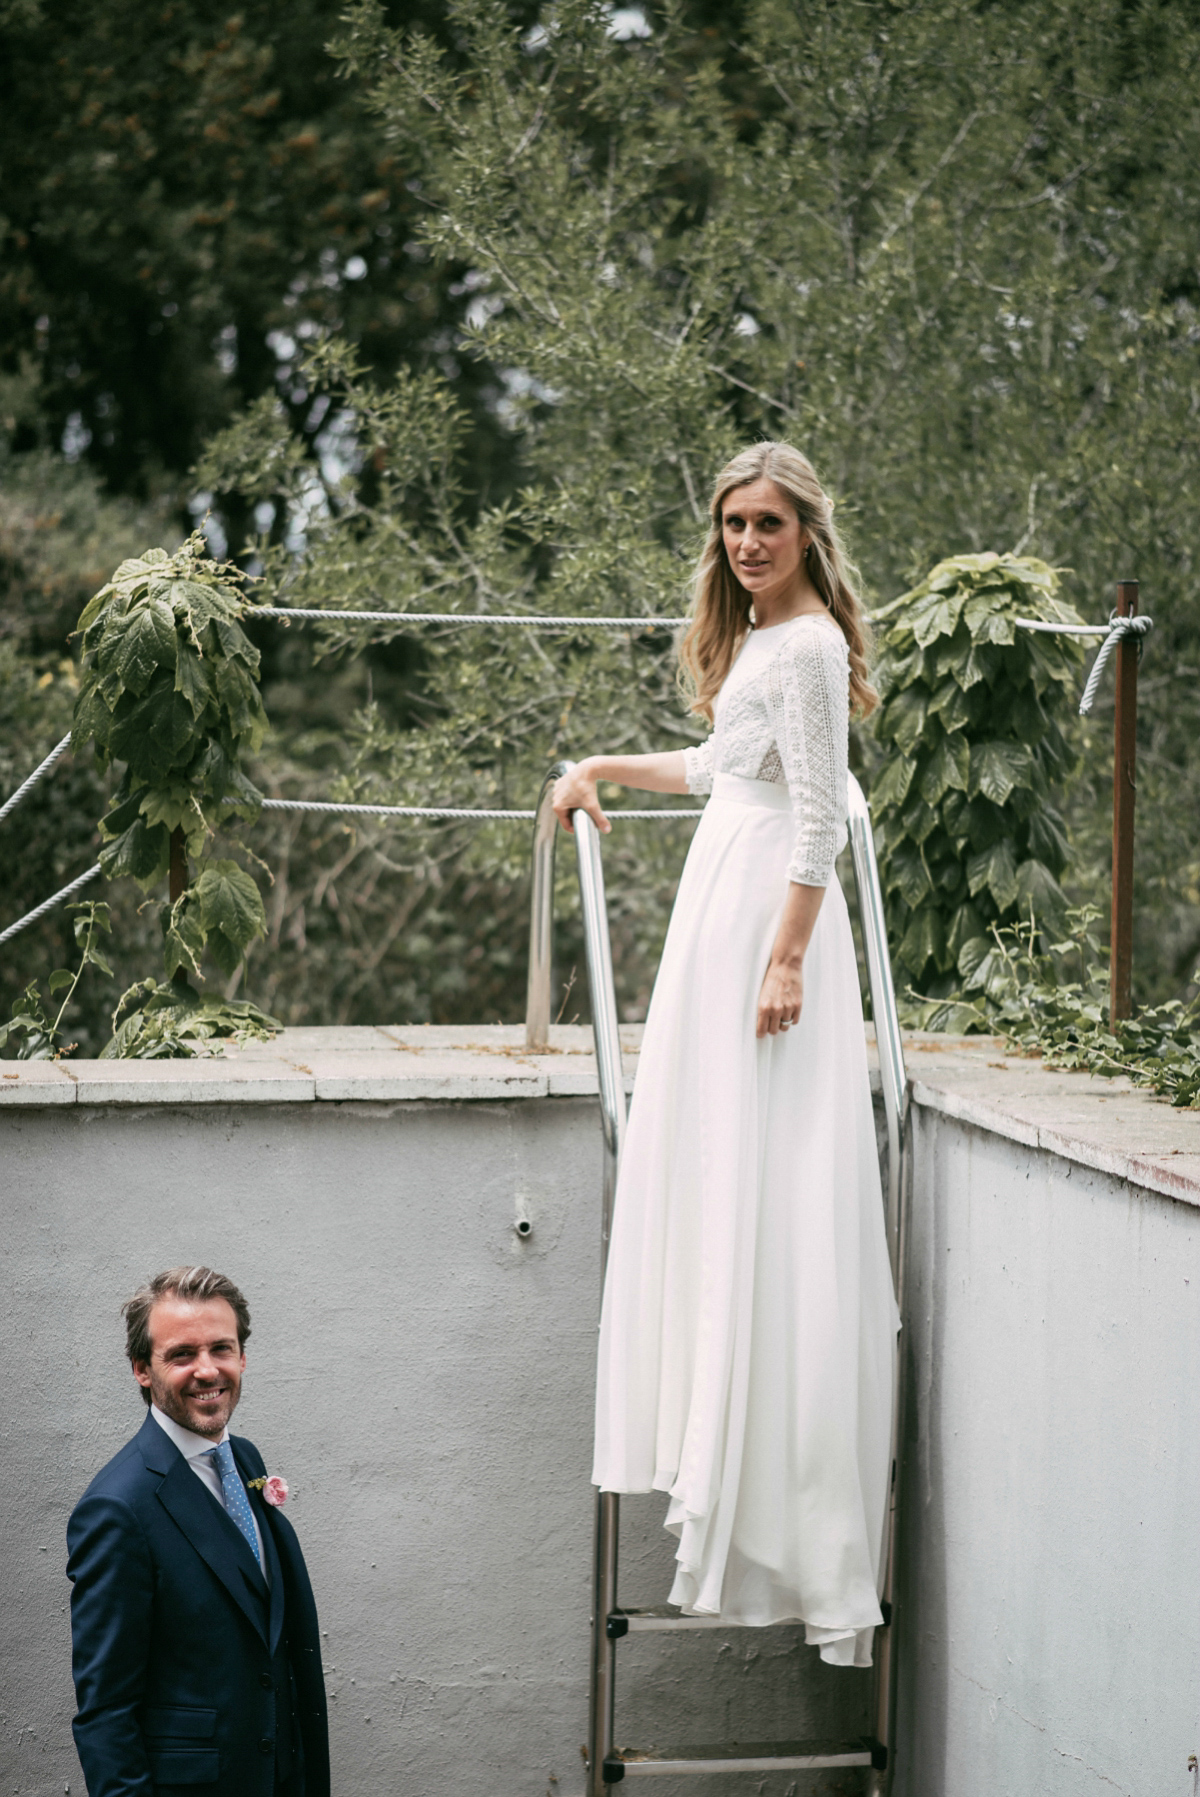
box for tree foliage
[195,0,1200,1023]
[5,0,1200,1038]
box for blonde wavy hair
[678,441,877,723]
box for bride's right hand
[552,760,612,835]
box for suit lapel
[140,1418,270,1646]
[231,1438,286,1657]
[248,1484,287,1656]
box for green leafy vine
[0,902,113,1059]
[907,907,1200,1109]
[872,553,1086,996]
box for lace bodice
[682,615,849,887]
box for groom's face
[134,1296,246,1439]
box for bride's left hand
[757,959,803,1038]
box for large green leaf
[961,596,1017,646]
[108,679,200,782]
[911,590,966,648]
[196,860,266,971]
[900,794,938,846]
[885,838,932,908]
[967,839,1019,912]
[114,598,179,696]
[920,735,970,806]
[1026,807,1070,873]
[969,740,1035,804]
[1015,857,1068,917]
[214,657,267,747]
[98,786,146,841]
[99,815,170,886]
[899,906,945,975]
[871,754,917,810]
[174,645,213,719]
[927,680,972,732]
[71,680,115,754]
[880,686,928,755]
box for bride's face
[721,478,808,605]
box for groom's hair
[123,1266,252,1404]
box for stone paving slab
[66,1057,316,1105]
[0,1060,76,1103]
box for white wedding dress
[592,613,899,1667]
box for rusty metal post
[1110,580,1139,1022]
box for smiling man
[66,1267,330,1797]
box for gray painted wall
[7,1064,1197,1797]
[1,1094,869,1797]
[894,1105,1200,1797]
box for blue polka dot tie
[206,1441,262,1571]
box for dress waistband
[711,772,792,811]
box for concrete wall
[894,1101,1200,1797]
[6,1028,1200,1797]
[0,1065,869,1797]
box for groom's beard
[151,1370,242,1439]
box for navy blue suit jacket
[67,1412,330,1797]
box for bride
[552,441,899,1667]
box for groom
[66,1266,330,1797]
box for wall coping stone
[4,1022,1198,1207]
[903,1032,1200,1209]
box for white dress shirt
[150,1404,268,1580]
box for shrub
[71,535,279,1054]
[871,552,1086,995]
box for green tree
[7,0,1200,1040]
[192,0,1200,1024]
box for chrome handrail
[526,762,628,1794]
[526,761,628,1268]
[846,771,908,1277]
[845,769,908,1797]
[525,763,567,1053]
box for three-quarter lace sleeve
[683,738,715,796]
[762,625,849,887]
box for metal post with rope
[1018,580,1152,1021]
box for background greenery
[2,0,1199,1050]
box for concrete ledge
[4,1023,1199,1207]
[903,1032,1200,1209]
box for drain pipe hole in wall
[514,1216,534,1239]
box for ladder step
[612,1601,892,1636]
[614,1606,793,1634]
[604,1738,883,1779]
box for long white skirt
[592,773,899,1666]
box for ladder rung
[606,1738,881,1778]
[616,1606,796,1633]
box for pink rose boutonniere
[246,1474,289,1507]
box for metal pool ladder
[525,763,910,1795]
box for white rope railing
[1016,612,1153,714]
[260,798,704,821]
[250,607,686,631]
[0,733,72,824]
[0,862,101,946]
[0,806,703,949]
[1076,614,1154,716]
